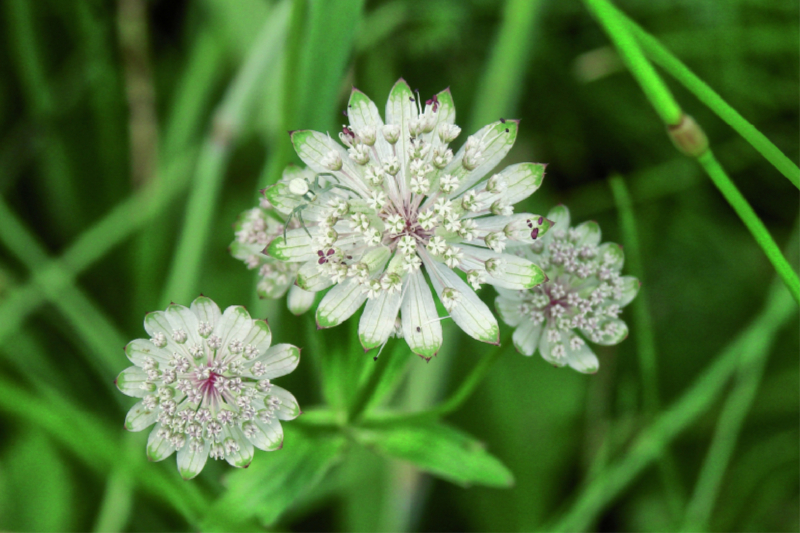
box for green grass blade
[681,223,799,531]
[468,0,545,132]
[621,16,800,189]
[161,2,290,305]
[549,279,796,532]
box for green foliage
[0,0,796,531]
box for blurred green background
[0,0,797,531]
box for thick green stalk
[583,0,682,126]
[697,150,799,305]
[620,13,800,188]
[161,2,290,305]
[583,0,799,305]
[549,280,796,532]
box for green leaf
[355,421,514,488]
[204,429,347,529]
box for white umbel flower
[495,205,640,374]
[230,166,319,315]
[264,79,552,359]
[116,296,301,479]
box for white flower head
[116,296,301,479]
[495,205,640,374]
[265,80,552,358]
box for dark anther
[342,125,355,138]
[426,94,440,112]
[505,128,510,133]
[416,327,421,332]
[531,228,539,239]
[326,249,335,256]
[527,220,533,228]
[499,118,506,123]
[342,110,348,116]
[538,216,544,225]
[409,96,415,102]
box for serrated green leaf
[355,421,514,488]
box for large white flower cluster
[263,79,551,358]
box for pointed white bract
[495,205,640,374]
[116,296,301,479]
[265,80,552,358]
[230,167,321,315]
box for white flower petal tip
[496,205,639,373]
[254,79,548,355]
[117,296,301,478]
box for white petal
[287,284,316,315]
[124,400,158,431]
[241,319,272,358]
[598,242,625,271]
[447,120,519,197]
[538,326,567,367]
[593,318,629,346]
[573,221,602,247]
[422,255,499,344]
[164,304,202,347]
[348,88,392,165]
[246,343,300,379]
[190,296,222,327]
[567,341,599,374]
[124,339,169,366]
[269,385,301,420]
[290,130,371,198]
[296,259,335,292]
[512,320,542,356]
[266,226,321,263]
[177,438,209,480]
[147,423,176,462]
[458,245,546,290]
[316,278,368,328]
[401,270,443,359]
[546,205,571,233]
[224,426,255,468]
[359,287,403,351]
[213,305,253,348]
[613,276,640,307]
[385,78,418,193]
[116,366,150,398]
[251,418,283,451]
[494,289,524,327]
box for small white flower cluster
[116,296,301,479]
[264,80,551,358]
[495,205,640,374]
[230,174,317,315]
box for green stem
[583,0,682,126]
[349,340,401,422]
[549,279,796,532]
[161,3,290,305]
[608,175,660,412]
[697,150,800,305]
[620,13,800,189]
[432,330,513,417]
[468,0,544,132]
[609,174,686,522]
[681,222,799,531]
